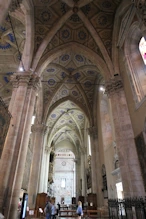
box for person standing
[57,202,60,215]
[51,202,57,219]
[76,201,83,219]
[44,198,52,219]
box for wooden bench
[59,209,77,217]
[86,209,104,218]
[59,209,108,218]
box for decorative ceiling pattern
[0,0,122,148]
[43,50,103,146]
[34,0,121,57]
[0,14,25,105]
[47,100,85,146]
[42,52,101,109]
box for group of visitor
[44,198,60,219]
[44,198,83,219]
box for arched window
[124,24,146,106]
[139,37,146,65]
[88,134,91,156]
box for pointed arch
[124,21,146,105]
[36,42,110,80]
[43,96,92,126]
[20,0,35,70]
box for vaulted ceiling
[0,0,122,148]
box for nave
[0,0,146,219]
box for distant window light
[31,116,35,125]
[139,37,146,65]
[19,67,24,72]
[88,135,91,156]
[61,178,66,188]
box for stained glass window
[139,37,146,65]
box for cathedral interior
[0,0,146,218]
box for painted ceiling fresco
[0,0,121,148]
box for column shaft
[28,124,47,208]
[106,77,145,197]
[7,82,38,219]
[0,74,31,212]
[89,127,103,206]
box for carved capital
[10,72,31,87]
[10,73,40,90]
[105,75,123,97]
[31,124,47,134]
[88,126,98,138]
[28,75,40,91]
[45,146,51,154]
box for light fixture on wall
[99,86,105,92]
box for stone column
[88,127,103,206]
[105,76,145,197]
[43,147,51,193]
[0,72,32,214]
[28,124,47,208]
[38,129,48,193]
[6,75,40,219]
[75,158,80,199]
[88,127,98,193]
[80,147,86,196]
[39,145,51,193]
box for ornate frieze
[105,75,123,97]
[10,73,40,89]
[10,73,31,87]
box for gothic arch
[36,42,110,80]
[21,0,35,70]
[124,22,146,104]
[112,0,133,75]
[44,96,91,126]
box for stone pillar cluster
[39,145,51,193]
[0,72,40,219]
[28,123,47,209]
[105,75,145,197]
[88,126,103,205]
